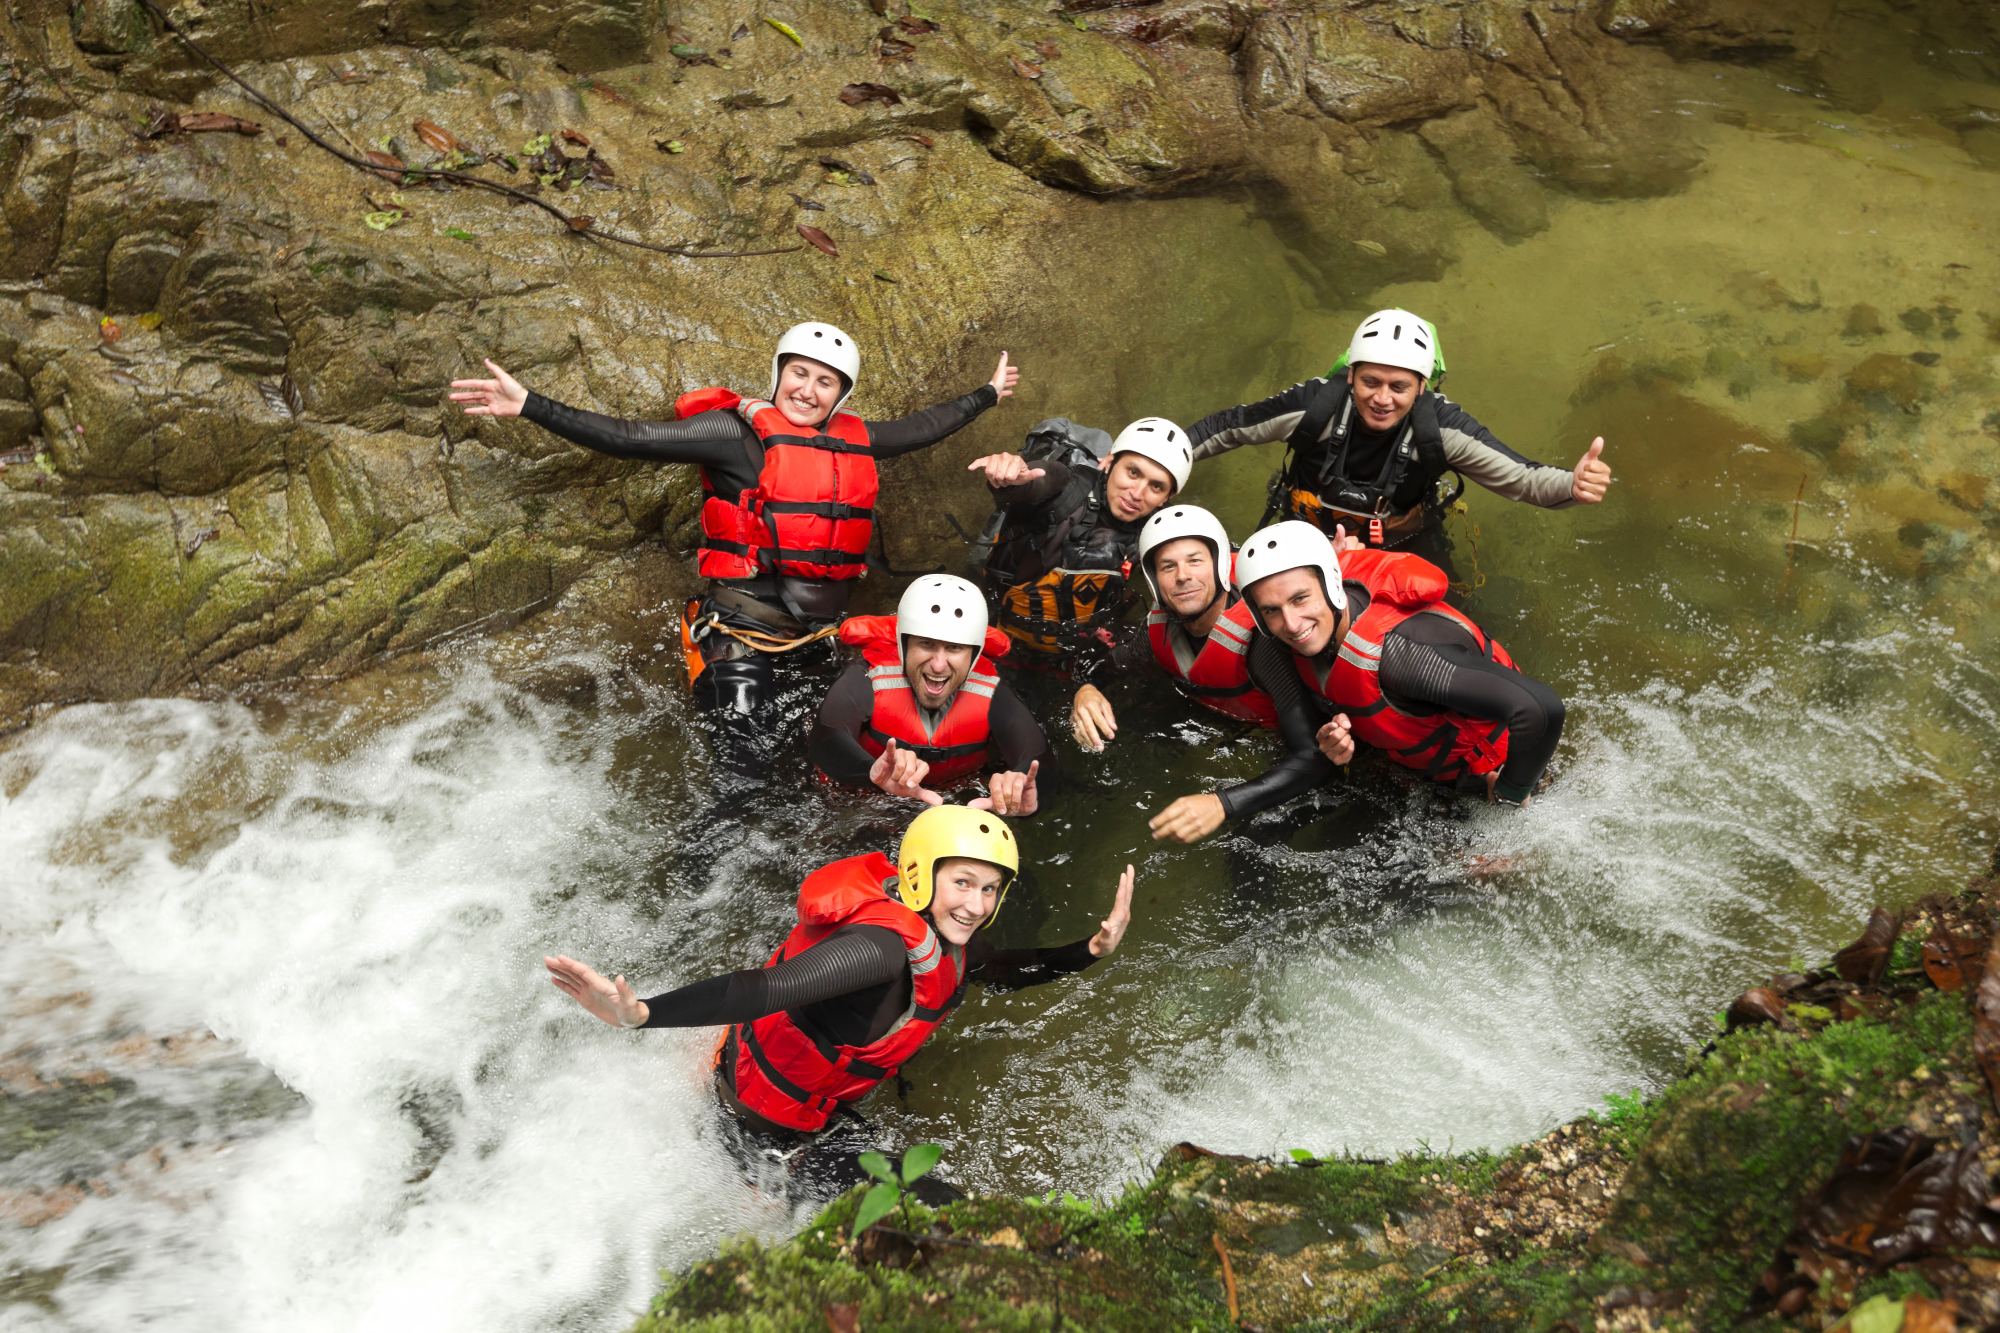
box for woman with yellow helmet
[544,805,1134,1199]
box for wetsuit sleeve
[1188,379,1327,461]
[989,457,1074,509]
[1377,619,1566,803]
[985,680,1058,787]
[807,659,879,786]
[865,385,999,458]
[1432,397,1577,509]
[636,924,907,1027]
[1216,635,1336,820]
[521,393,751,466]
[963,933,1099,991]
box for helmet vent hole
[930,604,941,613]
[953,608,963,617]
[978,823,990,833]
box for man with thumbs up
[1188,310,1612,552]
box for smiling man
[1188,309,1611,551]
[968,417,1193,673]
[810,575,1054,815]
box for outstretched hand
[869,738,944,805]
[971,760,1039,816]
[1330,522,1364,555]
[1088,864,1136,957]
[1149,792,1226,844]
[449,360,529,417]
[968,452,1045,489]
[1571,437,1611,503]
[989,351,1020,401]
[1316,713,1355,765]
[1070,684,1117,751]
[545,954,648,1028]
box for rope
[695,613,841,654]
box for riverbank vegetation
[639,866,2000,1331]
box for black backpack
[969,418,1113,583]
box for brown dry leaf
[589,81,632,105]
[901,132,935,148]
[566,215,596,231]
[1831,908,1899,984]
[363,150,406,183]
[1975,935,2000,1115]
[879,36,916,60]
[1033,37,1062,60]
[1009,56,1043,79]
[823,1304,859,1333]
[1923,923,1965,991]
[560,129,591,147]
[1726,987,1787,1031]
[797,224,839,257]
[839,82,902,107]
[896,15,937,32]
[1903,1295,1960,1333]
[335,70,371,85]
[412,118,465,156]
[175,112,263,135]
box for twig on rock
[129,0,800,259]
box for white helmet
[1232,520,1347,633]
[1137,503,1231,611]
[1345,309,1436,383]
[1108,417,1192,496]
[896,574,988,650]
[770,321,861,416]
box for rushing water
[6,26,2000,1333]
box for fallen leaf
[98,316,122,343]
[669,43,708,59]
[819,156,875,185]
[720,90,794,109]
[873,270,897,282]
[173,112,263,135]
[789,192,825,211]
[364,150,406,183]
[879,37,917,60]
[1975,935,2000,1115]
[1924,923,1965,991]
[585,152,616,182]
[901,132,935,148]
[1833,908,1900,984]
[413,118,466,156]
[796,224,839,257]
[731,22,749,39]
[335,70,371,84]
[1354,238,1388,256]
[1726,988,1787,1031]
[255,375,304,420]
[1902,1296,1960,1333]
[444,228,476,242]
[589,81,631,104]
[567,215,596,231]
[560,129,590,147]
[658,139,687,153]
[896,16,938,33]
[1033,37,1062,60]
[839,82,902,107]
[107,368,141,387]
[1009,56,1042,79]
[823,1304,859,1333]
[182,527,219,557]
[764,17,804,45]
[361,209,404,230]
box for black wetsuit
[984,459,1146,673]
[809,660,1060,794]
[521,387,996,781]
[639,923,1099,1199]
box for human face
[1149,536,1218,621]
[1349,362,1422,433]
[774,354,847,428]
[903,636,977,709]
[929,857,1004,944]
[1248,567,1341,657]
[1102,452,1176,522]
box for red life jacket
[676,388,877,582]
[728,852,964,1133]
[835,615,1011,786]
[1145,595,1279,729]
[1295,549,1514,783]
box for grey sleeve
[1433,397,1578,509]
[1188,380,1328,461]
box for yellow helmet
[894,805,1020,925]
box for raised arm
[1188,379,1326,461]
[965,864,1134,988]
[1433,397,1588,509]
[867,353,1018,457]
[543,926,907,1030]
[450,359,752,466]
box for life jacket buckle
[1369,516,1384,547]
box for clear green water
[4,24,1998,1333]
